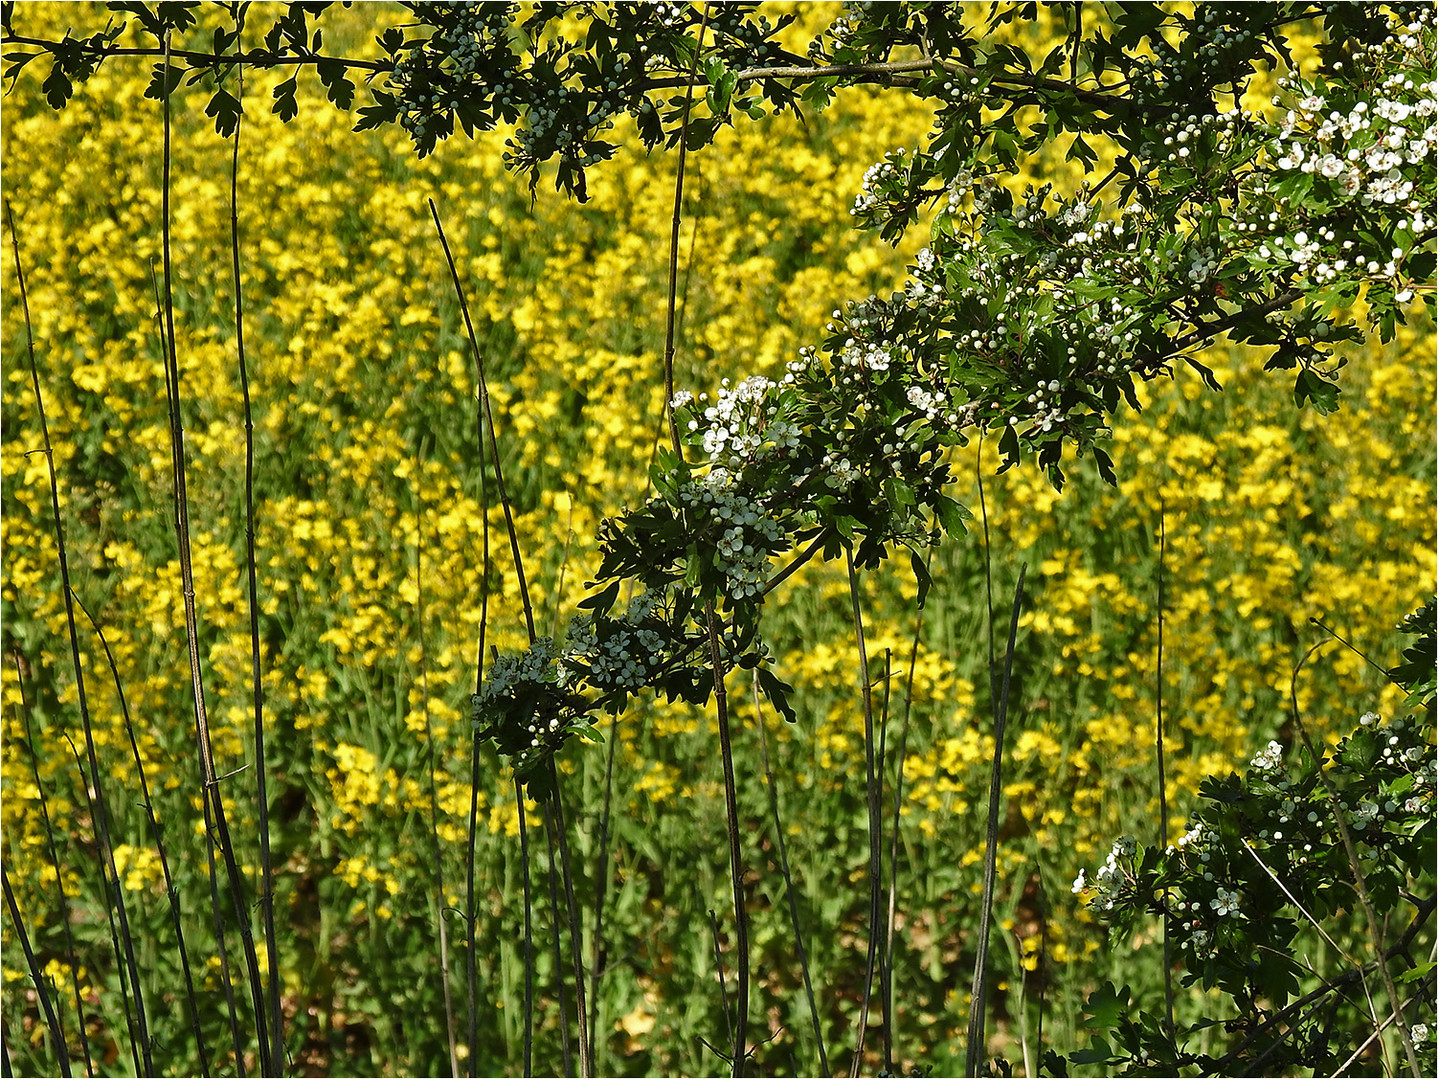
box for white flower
[1251,740,1284,772]
[1210,887,1241,918]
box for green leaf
[1092,446,1117,486]
[272,75,299,121]
[934,494,971,536]
[578,578,621,614]
[1294,368,1340,414]
[910,550,932,609]
[757,667,797,724]
[41,60,72,108]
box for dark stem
[586,713,622,1071]
[1156,497,1174,1035]
[60,734,142,1075]
[846,552,885,1078]
[11,650,93,1077]
[149,265,249,1076]
[6,196,151,1076]
[413,444,459,1077]
[516,779,536,1078]
[875,651,894,1073]
[2,868,70,1077]
[663,4,711,454]
[227,38,284,1073]
[964,564,1027,1077]
[0,33,389,72]
[1287,643,1422,1076]
[69,596,210,1075]
[707,909,734,1048]
[158,32,270,1072]
[883,546,933,1080]
[752,676,830,1076]
[705,601,750,1077]
[466,317,493,1079]
[1215,894,1435,1071]
[542,802,574,1077]
[429,199,537,642]
[547,764,593,1078]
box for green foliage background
[1,3,1434,1076]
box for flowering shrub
[1069,601,1436,1075]
[1,3,1434,1077]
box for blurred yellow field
[2,3,1434,1076]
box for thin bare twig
[964,564,1027,1078]
[847,553,885,1077]
[1156,496,1174,1035]
[1287,643,1421,1076]
[8,197,151,1076]
[752,675,830,1076]
[158,32,270,1069]
[225,30,284,1069]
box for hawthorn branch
[0,34,389,73]
[1134,287,1307,376]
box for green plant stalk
[466,332,493,1078]
[752,676,830,1076]
[2,867,70,1076]
[59,733,142,1075]
[71,594,209,1075]
[707,908,734,1049]
[1155,497,1174,1036]
[846,549,884,1078]
[555,775,596,1077]
[662,2,711,453]
[158,34,271,1071]
[148,265,249,1075]
[413,450,460,1077]
[516,776,536,1078]
[964,563,1027,1078]
[7,199,152,1077]
[11,651,93,1077]
[542,800,575,1077]
[464,727,484,1077]
[659,36,755,1062]
[1288,642,1422,1077]
[431,197,592,1075]
[873,649,893,1071]
[227,39,284,1073]
[429,199,536,644]
[586,711,622,1072]
[884,548,933,1078]
[705,600,751,1077]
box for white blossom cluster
[562,594,668,692]
[1358,712,1434,822]
[1249,738,1284,772]
[1071,834,1137,914]
[471,636,565,746]
[1186,245,1220,284]
[683,375,799,468]
[1263,10,1437,297]
[677,469,785,600]
[392,3,512,138]
[823,296,913,388]
[851,146,909,216]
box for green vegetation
[1,3,1433,1076]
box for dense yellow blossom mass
[1,2,1432,1076]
